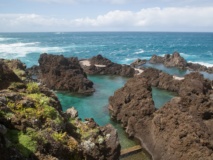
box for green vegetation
[6,130,37,157]
[8,82,26,90]
[0,61,105,159]
[26,82,40,93]
[52,131,67,143]
[13,69,26,80]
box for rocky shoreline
[109,68,213,160]
[132,52,213,74]
[0,59,120,160]
[1,53,213,160]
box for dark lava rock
[187,62,213,73]
[80,55,135,77]
[149,52,213,73]
[109,70,213,160]
[150,52,187,69]
[0,60,121,160]
[38,53,95,94]
[0,60,22,90]
[130,59,147,68]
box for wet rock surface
[109,68,213,160]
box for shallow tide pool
[57,75,176,159]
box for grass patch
[26,82,40,94]
[6,129,37,157]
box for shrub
[27,93,50,106]
[26,82,40,94]
[18,133,37,157]
[43,105,58,119]
[52,131,67,143]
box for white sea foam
[0,37,17,42]
[0,42,65,59]
[121,58,137,64]
[179,52,197,58]
[134,49,145,54]
[188,61,213,67]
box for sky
[0,0,213,32]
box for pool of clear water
[57,75,177,159]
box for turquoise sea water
[57,75,177,151]
[0,32,213,68]
[0,32,212,158]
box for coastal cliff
[109,68,213,160]
[0,59,120,160]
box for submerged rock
[109,69,213,160]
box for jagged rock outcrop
[149,52,187,69]
[109,69,213,160]
[130,59,147,68]
[0,59,120,160]
[80,55,135,77]
[187,62,213,73]
[38,53,95,94]
[140,68,181,92]
[148,52,213,73]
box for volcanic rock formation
[80,54,135,77]
[37,53,95,94]
[109,68,213,160]
[148,52,213,73]
[0,59,120,160]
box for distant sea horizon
[0,32,212,68]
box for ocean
[0,32,213,67]
[0,32,212,158]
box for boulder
[38,53,95,94]
[66,107,78,119]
